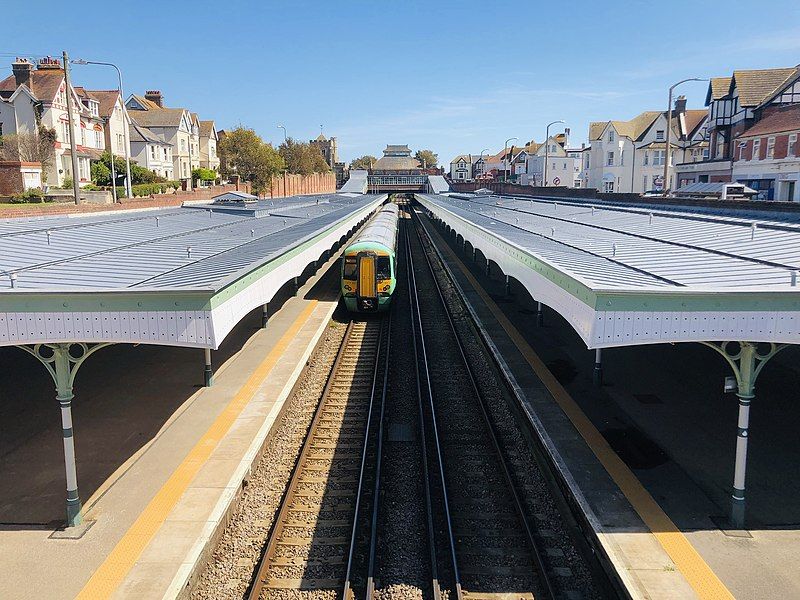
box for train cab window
[343,257,357,278]
[376,256,391,279]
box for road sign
[553,177,560,185]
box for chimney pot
[145,90,163,107]
[12,58,33,88]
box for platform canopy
[417,193,800,348]
[0,194,385,349]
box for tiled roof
[738,104,800,138]
[373,155,421,170]
[709,77,732,101]
[129,121,170,145]
[684,109,708,137]
[732,68,798,107]
[129,107,186,128]
[199,120,215,137]
[87,90,121,118]
[588,122,606,141]
[129,94,162,110]
[0,69,64,103]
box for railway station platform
[419,208,800,599]
[0,247,345,599]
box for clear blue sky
[3,1,800,165]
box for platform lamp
[503,137,518,194]
[71,58,133,199]
[543,120,565,188]
[662,78,708,197]
[277,124,287,142]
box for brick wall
[267,172,336,198]
[0,161,40,195]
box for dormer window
[656,130,665,141]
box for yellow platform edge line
[437,231,734,600]
[77,300,319,599]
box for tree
[218,126,285,194]
[192,167,217,182]
[0,126,57,182]
[350,155,377,171]
[90,152,164,187]
[414,149,438,169]
[279,138,330,176]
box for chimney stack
[145,90,163,107]
[12,58,33,89]
[674,94,687,116]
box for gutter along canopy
[416,193,800,348]
[0,194,385,349]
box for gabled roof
[588,122,606,141]
[87,90,121,118]
[591,112,661,142]
[199,120,216,138]
[129,107,187,128]
[129,121,171,145]
[684,109,708,138]
[706,77,732,104]
[757,68,800,109]
[316,133,327,141]
[128,94,162,110]
[451,154,473,163]
[738,104,800,138]
[0,69,64,103]
[732,67,799,107]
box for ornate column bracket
[18,342,114,527]
[699,340,788,528]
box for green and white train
[341,203,399,312]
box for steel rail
[247,318,385,599]
[345,313,390,600]
[406,217,463,600]
[410,209,558,600]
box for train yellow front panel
[359,256,377,298]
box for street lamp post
[72,58,133,199]
[662,78,707,197]
[479,148,489,183]
[543,120,565,188]
[277,124,287,142]
[503,137,518,192]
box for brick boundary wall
[447,181,800,214]
[0,173,335,218]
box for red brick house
[732,103,800,201]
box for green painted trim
[594,291,800,312]
[421,197,800,314]
[0,290,213,313]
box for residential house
[198,120,219,171]
[566,145,590,188]
[129,121,174,180]
[676,66,800,188]
[588,97,707,193]
[520,136,574,186]
[449,154,477,181]
[87,90,129,160]
[126,91,197,186]
[0,57,106,187]
[731,103,800,201]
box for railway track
[248,318,388,599]
[406,212,556,600]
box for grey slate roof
[0,195,375,292]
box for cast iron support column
[293,276,300,295]
[485,260,491,278]
[204,347,213,387]
[262,302,270,328]
[473,248,477,263]
[700,341,787,529]
[18,342,112,527]
[593,348,603,387]
[536,301,544,327]
[505,275,511,297]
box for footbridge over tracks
[0,192,387,526]
[416,191,800,528]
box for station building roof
[417,193,800,348]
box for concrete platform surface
[0,257,342,599]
